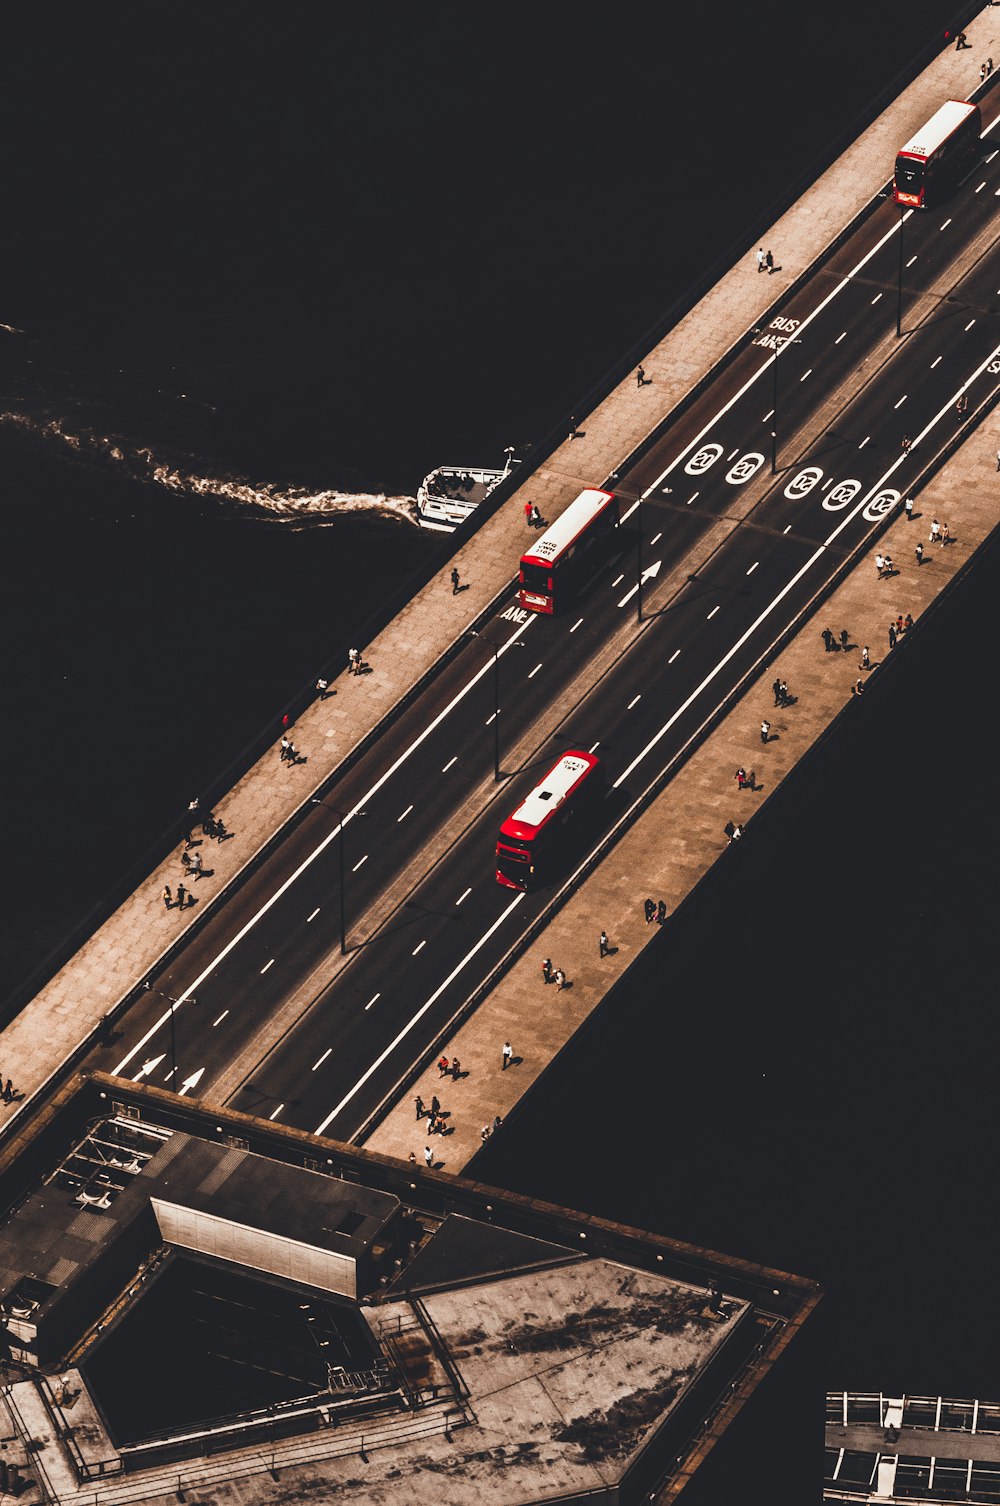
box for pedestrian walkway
[0,16,995,1135]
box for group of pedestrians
[0,1078,20,1105]
[540,958,568,990]
[522,500,544,528]
[414,1093,451,1136]
[770,676,791,707]
[755,247,777,275]
[643,898,668,925]
[821,627,852,653]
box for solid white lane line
[412,940,427,956]
[668,649,681,663]
[456,887,471,905]
[312,1048,332,1071]
[397,805,413,822]
[627,694,641,710]
[315,893,525,1134]
[113,615,537,1078]
[352,855,368,872]
[268,1103,284,1121]
[894,395,907,408]
[614,339,1000,791]
[570,617,584,633]
[746,561,759,575]
[365,993,380,1010]
[931,355,943,368]
[260,958,275,975]
[707,605,720,619]
[626,207,918,515]
[307,907,320,922]
[441,755,458,772]
[528,663,542,679]
[213,1011,229,1027]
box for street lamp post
[753,327,801,475]
[896,203,905,338]
[142,981,196,1086]
[468,631,524,782]
[310,798,350,955]
[634,497,643,623]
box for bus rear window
[521,561,550,592]
[895,158,923,190]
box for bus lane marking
[111,617,538,1079]
[315,893,526,1135]
[312,1049,332,1071]
[614,338,1000,791]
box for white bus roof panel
[898,99,977,160]
[510,754,593,830]
[523,488,614,565]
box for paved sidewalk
[0,13,995,1132]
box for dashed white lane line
[988,149,999,163]
[570,617,584,634]
[782,524,792,534]
[627,694,641,710]
[650,532,662,546]
[315,892,525,1135]
[397,804,413,822]
[835,332,846,344]
[746,561,759,575]
[799,369,812,382]
[965,318,977,331]
[859,435,871,449]
[412,940,427,956]
[260,958,275,975]
[442,755,458,772]
[763,407,775,422]
[931,355,943,368]
[352,855,368,872]
[365,993,380,1011]
[307,906,320,922]
[940,217,952,230]
[976,181,987,194]
[456,887,471,906]
[213,1010,229,1027]
[268,1103,284,1121]
[485,711,497,725]
[589,740,600,754]
[611,573,625,587]
[870,293,883,305]
[528,662,542,679]
[893,395,907,409]
[905,255,918,267]
[668,649,681,663]
[707,605,720,619]
[687,492,699,505]
[312,1048,332,1071]
[726,447,739,461]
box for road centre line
[763,407,775,422]
[870,292,883,304]
[859,435,870,448]
[589,741,601,753]
[315,893,525,1135]
[307,906,320,922]
[835,332,846,344]
[312,1048,332,1071]
[650,532,662,546]
[626,205,920,518]
[485,711,497,725]
[614,338,1000,790]
[352,855,368,872]
[988,149,999,162]
[976,181,987,193]
[112,615,536,1078]
[442,755,458,772]
[687,493,698,505]
[799,369,812,382]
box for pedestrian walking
[955,30,969,50]
[875,552,885,578]
[451,1057,461,1079]
[644,898,656,924]
[895,615,904,636]
[437,1055,450,1076]
[771,677,782,705]
[915,541,924,565]
[929,519,941,544]
[524,499,533,525]
[568,415,579,440]
[162,884,173,909]
[502,1041,513,1070]
[901,435,911,452]
[188,850,203,877]
[765,248,775,274]
[541,957,553,984]
[656,899,667,925]
[348,647,360,674]
[735,766,746,790]
[176,882,187,910]
[860,645,871,670]
[555,968,567,990]
[315,676,330,700]
[423,1146,433,1167]
[904,496,914,520]
[888,623,897,650]
[493,1114,503,1132]
[981,61,987,81]
[529,503,542,527]
[760,719,771,744]
[822,627,834,652]
[904,613,914,631]
[940,523,950,546]
[839,629,849,653]
[636,364,645,387]
[2,1081,14,1104]
[280,735,292,762]
[481,1125,491,1144]
[450,567,460,594]
[996,448,1000,472]
[213,818,228,842]
[414,1094,425,1120]
[778,679,788,705]
[989,57,994,75]
[430,1095,440,1119]
[599,930,610,957]
[756,247,766,273]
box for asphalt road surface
[100,101,1000,1139]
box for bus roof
[521,488,615,568]
[897,99,978,161]
[500,751,599,837]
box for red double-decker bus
[518,487,619,614]
[495,750,603,890]
[893,99,980,208]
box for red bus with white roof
[495,749,603,890]
[893,99,980,208]
[518,487,619,614]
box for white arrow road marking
[618,559,662,607]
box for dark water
[3,2,986,1395]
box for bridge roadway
[3,14,993,1162]
[97,102,1000,1139]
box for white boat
[416,451,516,532]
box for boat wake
[0,409,418,528]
